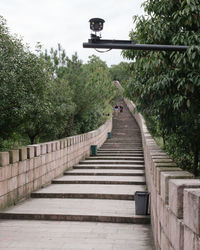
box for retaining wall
[0,118,112,209]
[125,98,200,250]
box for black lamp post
[83,18,193,52]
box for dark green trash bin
[91,145,97,156]
[107,132,111,139]
[135,191,149,215]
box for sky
[0,0,145,66]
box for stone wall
[0,118,112,209]
[125,98,200,250]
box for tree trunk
[193,144,199,176]
[29,135,36,145]
[162,131,166,147]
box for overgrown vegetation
[123,0,200,175]
[0,16,120,151]
[109,62,132,83]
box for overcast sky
[0,0,145,66]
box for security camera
[89,18,105,32]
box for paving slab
[0,220,154,250]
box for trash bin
[91,145,97,156]
[107,132,111,139]
[135,191,149,215]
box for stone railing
[0,118,112,209]
[124,98,200,250]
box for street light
[83,18,191,52]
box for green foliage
[123,0,200,175]
[0,16,51,146]
[44,51,118,135]
[0,18,119,150]
[109,62,131,82]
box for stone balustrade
[124,98,200,250]
[0,118,112,209]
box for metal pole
[83,39,189,52]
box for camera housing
[89,18,105,32]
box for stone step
[52,180,146,185]
[73,164,144,170]
[110,137,141,140]
[0,221,153,250]
[79,160,144,165]
[103,142,142,145]
[97,151,143,155]
[111,131,141,134]
[112,129,140,131]
[98,149,143,152]
[0,198,150,224]
[31,183,145,199]
[107,138,141,141]
[111,132,140,134]
[97,153,144,157]
[31,193,134,200]
[107,142,142,145]
[100,146,143,150]
[64,169,144,176]
[87,156,144,160]
[52,175,146,185]
[31,183,146,200]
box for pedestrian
[114,105,119,116]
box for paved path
[0,100,154,249]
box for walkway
[0,100,154,250]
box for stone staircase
[0,100,153,250]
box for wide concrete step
[79,160,144,165]
[112,128,140,131]
[111,131,141,134]
[52,175,146,185]
[31,184,145,200]
[87,156,144,160]
[73,164,144,170]
[98,149,143,152]
[103,142,142,145]
[64,169,144,176]
[101,146,143,150]
[0,221,153,250]
[0,198,150,224]
[109,143,142,146]
[111,132,141,135]
[97,151,143,155]
[110,137,141,140]
[107,139,142,142]
[97,153,144,157]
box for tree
[0,15,119,150]
[109,62,132,83]
[0,16,51,146]
[123,0,200,175]
[43,48,119,135]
